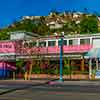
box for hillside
[0,11,99,40]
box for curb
[0,82,47,95]
[0,88,17,95]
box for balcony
[23,44,92,55]
[0,43,92,56]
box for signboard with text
[0,41,15,53]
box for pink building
[1,31,100,79]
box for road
[1,88,100,100]
[1,80,100,100]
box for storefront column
[28,60,33,80]
[89,59,92,79]
[96,58,98,70]
[68,59,71,79]
[81,58,84,71]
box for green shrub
[32,65,41,74]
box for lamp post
[59,32,64,82]
[47,32,64,84]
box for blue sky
[0,0,100,28]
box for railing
[0,40,93,56]
[0,40,92,56]
[40,44,92,54]
[19,44,92,55]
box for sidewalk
[0,79,100,86]
[0,79,47,85]
[0,79,48,95]
[1,79,100,95]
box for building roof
[8,31,41,37]
[37,33,100,40]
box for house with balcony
[0,31,100,79]
[14,33,100,78]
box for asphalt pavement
[1,79,100,93]
[1,80,100,100]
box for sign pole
[89,59,92,79]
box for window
[69,39,78,45]
[32,42,36,46]
[98,59,100,70]
[93,39,100,48]
[80,38,90,45]
[58,40,67,46]
[63,40,67,45]
[69,40,73,45]
[39,41,46,47]
[29,42,36,47]
[24,42,28,48]
[48,41,56,46]
[24,42,36,48]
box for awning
[84,48,100,58]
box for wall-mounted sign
[0,41,15,53]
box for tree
[0,28,10,40]
[63,20,80,34]
[80,15,98,34]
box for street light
[59,32,64,82]
[47,32,64,84]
